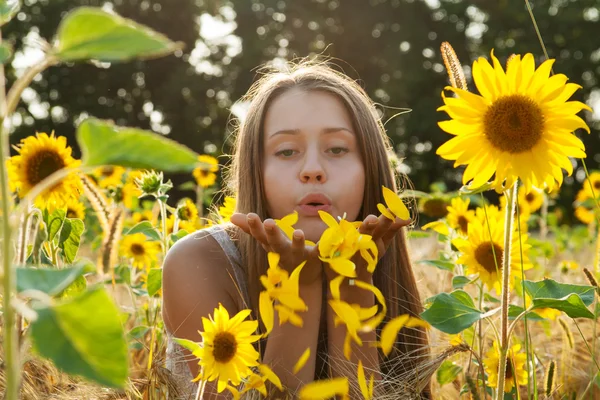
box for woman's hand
[230,212,323,285]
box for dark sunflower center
[474,242,503,274]
[505,357,514,380]
[422,199,449,218]
[66,208,78,219]
[483,94,544,154]
[27,150,65,185]
[178,207,192,221]
[213,331,237,363]
[101,166,115,177]
[457,216,469,235]
[130,243,145,256]
[525,193,536,203]
[594,181,600,190]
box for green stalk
[495,184,517,399]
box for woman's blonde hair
[225,60,430,395]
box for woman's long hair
[224,60,430,396]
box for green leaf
[407,230,431,239]
[30,286,128,388]
[59,219,85,263]
[54,7,182,62]
[170,229,189,244]
[421,290,483,334]
[0,42,13,64]
[47,208,66,242]
[418,259,455,272]
[57,275,87,299]
[128,326,149,340]
[507,305,544,321]
[146,268,162,297]
[524,279,596,319]
[436,360,462,386]
[458,181,493,195]
[0,0,19,26]
[77,118,199,173]
[125,220,161,241]
[16,263,86,296]
[173,337,201,353]
[452,275,472,290]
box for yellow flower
[299,377,349,400]
[524,294,561,320]
[7,132,82,208]
[259,252,307,335]
[581,171,600,198]
[446,197,475,236]
[193,154,219,188]
[130,209,155,225]
[484,341,528,393]
[437,50,590,193]
[120,233,161,270]
[420,196,449,219]
[318,211,378,277]
[218,196,236,223]
[357,360,374,400]
[92,166,125,188]
[518,186,544,214]
[193,304,261,393]
[177,198,199,222]
[574,188,596,224]
[47,195,86,220]
[453,213,532,293]
[559,260,579,272]
[275,211,316,246]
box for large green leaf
[524,279,596,319]
[421,290,483,334]
[59,218,85,263]
[77,118,199,172]
[146,268,162,297]
[47,208,66,242]
[436,360,462,386]
[0,0,19,26]
[54,7,182,62]
[30,286,128,388]
[16,263,86,296]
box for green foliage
[30,286,128,388]
[77,118,199,173]
[0,0,19,26]
[46,208,66,242]
[146,268,162,297]
[451,275,472,290]
[58,218,84,263]
[0,42,12,64]
[418,259,455,272]
[54,7,182,62]
[524,279,596,319]
[421,290,483,334]
[170,229,189,244]
[125,220,161,241]
[436,360,462,386]
[16,263,86,296]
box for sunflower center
[525,193,535,203]
[212,331,237,363]
[474,242,503,274]
[423,199,449,219]
[594,181,600,190]
[130,243,146,256]
[27,150,66,185]
[505,357,514,380]
[101,166,115,177]
[483,94,544,154]
[457,216,469,234]
[178,207,192,221]
[66,208,78,219]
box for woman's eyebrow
[268,127,354,138]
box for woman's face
[262,88,366,242]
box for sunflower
[446,197,475,236]
[581,171,600,198]
[518,186,544,214]
[65,197,86,220]
[218,196,237,223]
[91,166,126,188]
[176,198,199,222]
[574,188,597,225]
[7,132,82,208]
[484,341,528,393]
[437,50,590,193]
[453,212,532,293]
[130,209,155,225]
[193,304,261,393]
[193,155,219,188]
[420,196,449,219]
[120,233,161,270]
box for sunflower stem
[495,184,517,399]
[159,198,169,255]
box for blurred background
[4,0,599,223]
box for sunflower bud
[135,170,172,199]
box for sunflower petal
[299,377,349,400]
[293,348,311,374]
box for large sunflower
[437,51,590,193]
[446,197,474,236]
[193,304,261,393]
[120,233,161,270]
[92,166,126,188]
[453,211,532,293]
[484,341,528,393]
[193,155,219,188]
[7,132,82,208]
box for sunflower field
[0,2,599,400]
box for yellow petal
[382,186,410,219]
[259,291,274,336]
[329,275,345,300]
[258,364,283,390]
[293,348,311,374]
[267,252,280,269]
[343,332,353,360]
[318,210,340,228]
[299,377,349,400]
[380,314,410,356]
[421,220,450,236]
[357,360,373,400]
[323,257,357,277]
[280,210,298,226]
[377,203,396,221]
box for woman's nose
[300,151,326,183]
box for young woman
[162,61,430,399]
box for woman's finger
[381,217,409,247]
[263,219,289,254]
[247,213,269,246]
[371,213,393,241]
[230,213,250,235]
[358,214,379,236]
[290,229,306,261]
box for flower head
[120,233,161,270]
[193,155,219,188]
[218,196,236,223]
[91,166,125,188]
[7,132,82,208]
[437,50,590,193]
[446,197,475,236]
[484,341,528,393]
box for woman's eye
[276,149,296,157]
[328,147,349,155]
